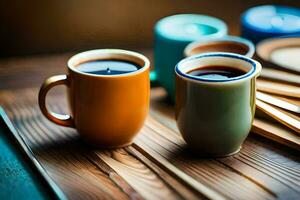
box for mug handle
[38,75,75,128]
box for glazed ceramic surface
[39,49,150,147]
[175,53,261,156]
[256,36,300,73]
[241,5,300,44]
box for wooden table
[0,50,299,200]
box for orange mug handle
[38,75,75,128]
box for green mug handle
[150,70,159,87]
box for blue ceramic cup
[241,5,300,44]
[153,14,227,101]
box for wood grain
[260,68,300,86]
[95,149,180,200]
[2,88,300,199]
[256,99,300,134]
[257,79,300,98]
[125,146,201,200]
[6,102,130,200]
[1,52,300,200]
[252,119,300,151]
[147,88,300,199]
[1,89,198,200]
[276,96,300,108]
[256,92,300,114]
[136,117,276,199]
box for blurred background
[1,0,299,57]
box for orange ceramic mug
[38,49,150,147]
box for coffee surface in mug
[76,59,141,75]
[188,65,245,80]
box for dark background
[1,0,299,57]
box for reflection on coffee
[187,65,245,80]
[76,59,141,75]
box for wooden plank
[147,88,300,199]
[260,68,300,86]
[125,146,201,200]
[3,101,131,200]
[276,96,300,107]
[256,99,300,134]
[135,117,277,199]
[0,89,196,200]
[252,119,300,151]
[144,114,300,199]
[256,92,300,114]
[95,149,181,200]
[0,54,70,90]
[1,52,300,199]
[257,79,300,98]
[133,139,226,200]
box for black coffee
[188,65,245,80]
[76,59,141,75]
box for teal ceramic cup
[175,53,261,156]
[153,14,227,101]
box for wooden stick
[132,143,227,200]
[95,149,183,200]
[274,95,300,106]
[260,68,300,86]
[256,92,300,114]
[252,119,300,151]
[257,79,300,98]
[86,152,143,200]
[256,99,300,134]
[125,146,200,200]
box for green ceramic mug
[175,53,261,156]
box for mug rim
[175,52,261,83]
[67,49,150,77]
[155,14,228,42]
[184,36,255,58]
